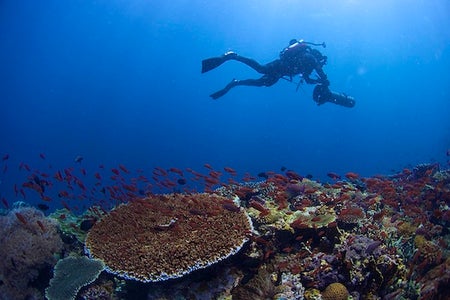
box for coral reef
[45,255,105,300]
[49,206,106,243]
[2,162,449,299]
[0,206,63,300]
[79,279,118,300]
[231,265,304,300]
[144,265,243,299]
[85,193,253,282]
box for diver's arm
[315,66,330,86]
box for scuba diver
[201,39,355,107]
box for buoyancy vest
[279,41,309,61]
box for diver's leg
[210,79,240,100]
[229,55,268,73]
[210,75,279,100]
[201,51,239,73]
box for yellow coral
[397,221,416,237]
[321,282,349,300]
[304,288,321,300]
[414,234,427,248]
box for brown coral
[321,282,349,300]
[232,266,279,300]
[85,193,253,282]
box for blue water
[1,0,449,209]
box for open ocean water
[0,1,449,299]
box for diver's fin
[210,79,238,100]
[202,57,226,73]
[210,88,228,100]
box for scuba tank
[313,84,355,108]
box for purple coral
[0,206,63,299]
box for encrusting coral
[85,193,253,282]
[0,206,63,300]
[45,256,105,300]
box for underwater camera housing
[313,84,355,108]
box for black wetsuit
[207,43,329,99]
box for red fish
[15,212,28,225]
[153,167,168,177]
[111,168,120,176]
[119,164,130,174]
[169,167,184,176]
[209,170,222,179]
[64,168,73,179]
[242,173,256,182]
[75,179,86,191]
[41,195,52,202]
[54,171,63,182]
[1,197,9,208]
[36,220,46,232]
[80,168,87,176]
[224,167,237,176]
[204,177,220,185]
[327,172,341,180]
[345,172,359,180]
[2,154,9,161]
[122,184,137,192]
[58,190,69,198]
[94,172,102,180]
[39,153,46,160]
[61,200,71,211]
[203,163,213,170]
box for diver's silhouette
[202,39,355,107]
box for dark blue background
[1,0,449,207]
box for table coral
[45,256,105,300]
[85,193,253,282]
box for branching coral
[85,193,253,282]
